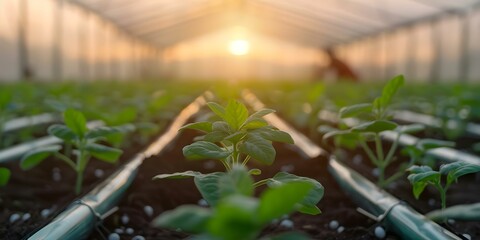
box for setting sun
[228,39,250,56]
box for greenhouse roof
[64,0,480,47]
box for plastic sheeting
[1,0,480,82]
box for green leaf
[268,172,324,215]
[239,134,275,165]
[339,103,372,118]
[20,145,62,170]
[0,168,11,186]
[63,109,88,137]
[152,205,212,233]
[195,172,225,207]
[440,162,480,185]
[240,108,274,130]
[242,118,268,130]
[207,195,259,240]
[427,203,480,222]
[224,131,247,144]
[376,75,404,109]
[258,181,314,224]
[248,109,275,120]
[212,121,231,133]
[322,129,353,141]
[351,120,397,134]
[224,100,249,130]
[85,143,122,163]
[207,102,226,119]
[417,139,455,151]
[204,131,230,143]
[251,127,294,144]
[180,122,213,133]
[48,124,77,141]
[407,165,440,199]
[219,165,254,198]
[153,171,203,180]
[183,141,231,160]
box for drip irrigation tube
[0,120,104,163]
[2,113,60,133]
[26,94,207,239]
[328,157,461,240]
[394,110,480,138]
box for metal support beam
[405,26,417,80]
[429,20,442,83]
[459,12,472,82]
[52,0,63,81]
[18,0,30,81]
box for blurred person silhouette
[317,48,358,82]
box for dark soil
[91,130,385,240]
[0,131,158,239]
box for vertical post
[459,11,471,82]
[78,10,90,81]
[52,0,63,81]
[429,19,442,83]
[18,0,30,81]
[405,26,416,81]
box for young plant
[21,109,123,195]
[180,100,295,171]
[323,75,405,188]
[153,165,313,240]
[407,162,480,210]
[153,100,324,238]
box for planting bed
[1,80,480,240]
[0,122,162,239]
[91,130,379,239]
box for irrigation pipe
[2,113,60,133]
[329,157,460,240]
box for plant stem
[54,152,76,170]
[75,170,83,195]
[435,182,447,210]
[375,134,384,163]
[253,178,271,188]
[241,155,251,166]
[359,141,379,166]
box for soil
[91,130,387,240]
[0,129,160,239]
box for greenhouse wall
[0,0,158,82]
[336,8,480,83]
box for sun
[228,39,250,56]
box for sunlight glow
[228,39,250,56]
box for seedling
[21,109,123,195]
[323,75,405,188]
[153,100,323,237]
[407,162,480,210]
[153,165,313,240]
[180,100,295,170]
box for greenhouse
[1,0,480,239]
